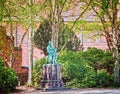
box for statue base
[40,64,64,90]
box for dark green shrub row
[83,47,114,74]
[0,58,18,93]
[58,48,114,88]
[58,50,95,87]
[33,48,115,88]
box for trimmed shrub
[96,69,113,87]
[0,58,18,93]
[58,49,114,88]
[58,50,96,88]
[83,47,114,75]
[83,47,104,74]
[32,48,114,88]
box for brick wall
[12,48,22,72]
[12,48,28,85]
[17,67,28,85]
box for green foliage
[84,47,104,64]
[96,69,113,87]
[33,19,81,54]
[0,0,6,21]
[0,58,5,66]
[83,47,114,74]
[58,25,81,51]
[58,48,114,88]
[67,21,102,33]
[32,58,46,88]
[58,50,96,88]
[101,0,110,11]
[33,19,51,55]
[32,48,114,88]
[102,51,114,73]
[83,48,114,86]
[83,47,104,73]
[0,58,18,93]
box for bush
[58,49,114,88]
[102,51,114,74]
[83,47,104,73]
[96,69,113,87]
[83,48,114,87]
[58,50,96,88]
[0,58,18,93]
[32,48,114,88]
[32,58,46,88]
[83,47,114,75]
[0,58,5,66]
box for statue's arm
[47,47,55,54]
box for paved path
[10,88,120,94]
[25,88,120,94]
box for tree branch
[19,25,30,47]
[70,0,92,30]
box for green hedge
[83,47,114,74]
[0,58,18,93]
[33,48,114,88]
[58,50,96,88]
[58,48,113,88]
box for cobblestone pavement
[10,88,120,94]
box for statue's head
[48,41,53,47]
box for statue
[41,41,64,90]
[47,41,57,64]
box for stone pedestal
[41,64,64,90]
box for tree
[16,0,40,86]
[0,0,5,21]
[16,0,46,86]
[35,0,92,52]
[111,0,120,84]
[0,0,19,67]
[0,26,10,66]
[27,0,34,86]
[33,19,81,55]
[89,0,120,84]
[0,0,44,85]
[50,0,67,48]
[33,19,51,55]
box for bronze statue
[47,41,57,64]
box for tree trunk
[28,26,33,86]
[51,0,61,49]
[9,20,14,67]
[27,0,33,86]
[113,28,119,84]
[51,0,57,48]
[112,0,119,84]
[112,25,119,84]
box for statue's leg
[49,55,53,64]
[53,54,57,64]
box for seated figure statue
[47,41,57,64]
